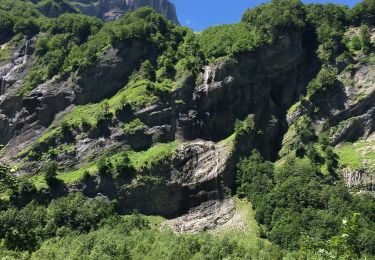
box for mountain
[67,0,180,23]
[0,0,375,258]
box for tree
[13,18,40,37]
[242,0,306,41]
[43,161,58,186]
[359,24,372,53]
[132,60,156,82]
[236,150,274,207]
[97,158,113,177]
[115,155,135,178]
[0,202,47,251]
[350,0,375,26]
[352,35,362,51]
[306,145,325,166]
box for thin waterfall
[203,66,211,93]
[0,40,30,96]
[23,40,29,64]
[214,145,220,222]
[0,77,4,96]
[203,65,216,95]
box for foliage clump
[236,151,375,256]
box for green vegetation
[0,193,114,252]
[335,140,375,170]
[236,150,375,256]
[307,65,341,97]
[4,5,202,95]
[26,141,178,189]
[0,165,17,203]
[199,0,306,60]
[351,0,375,26]
[359,24,373,53]
[123,118,146,134]
[243,0,306,41]
[127,141,178,170]
[1,0,375,258]
[0,193,288,259]
[42,160,59,186]
[0,47,10,62]
[199,23,257,60]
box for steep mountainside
[67,0,179,23]
[0,0,375,258]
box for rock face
[0,39,159,147]
[282,31,375,192]
[1,23,374,227]
[68,0,179,23]
[165,198,236,233]
[183,32,319,160]
[0,29,319,222]
[342,167,375,192]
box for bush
[351,35,362,50]
[306,4,349,63]
[235,151,365,250]
[60,121,74,141]
[242,0,306,41]
[307,65,339,96]
[43,161,58,186]
[0,12,14,40]
[236,150,274,206]
[13,18,40,37]
[0,202,47,251]
[0,193,115,252]
[46,193,115,232]
[97,158,113,177]
[115,155,135,178]
[130,60,156,82]
[199,23,256,59]
[350,0,375,26]
[359,24,372,53]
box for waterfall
[203,65,216,94]
[0,40,30,96]
[0,77,4,96]
[203,66,211,93]
[214,145,220,221]
[23,40,29,64]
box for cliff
[68,0,179,23]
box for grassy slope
[335,139,375,171]
[29,141,179,190]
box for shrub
[13,18,40,37]
[0,202,47,251]
[115,155,135,178]
[359,24,372,53]
[307,65,339,96]
[351,35,362,50]
[43,161,58,186]
[97,158,113,177]
[242,0,306,41]
[46,193,115,232]
[350,0,375,26]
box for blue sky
[171,0,362,31]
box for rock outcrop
[68,0,179,23]
[1,23,373,227]
[342,167,375,192]
[165,198,236,233]
[183,32,319,160]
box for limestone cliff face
[342,167,375,192]
[126,0,179,23]
[0,30,318,217]
[186,32,319,160]
[1,25,374,219]
[68,0,179,23]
